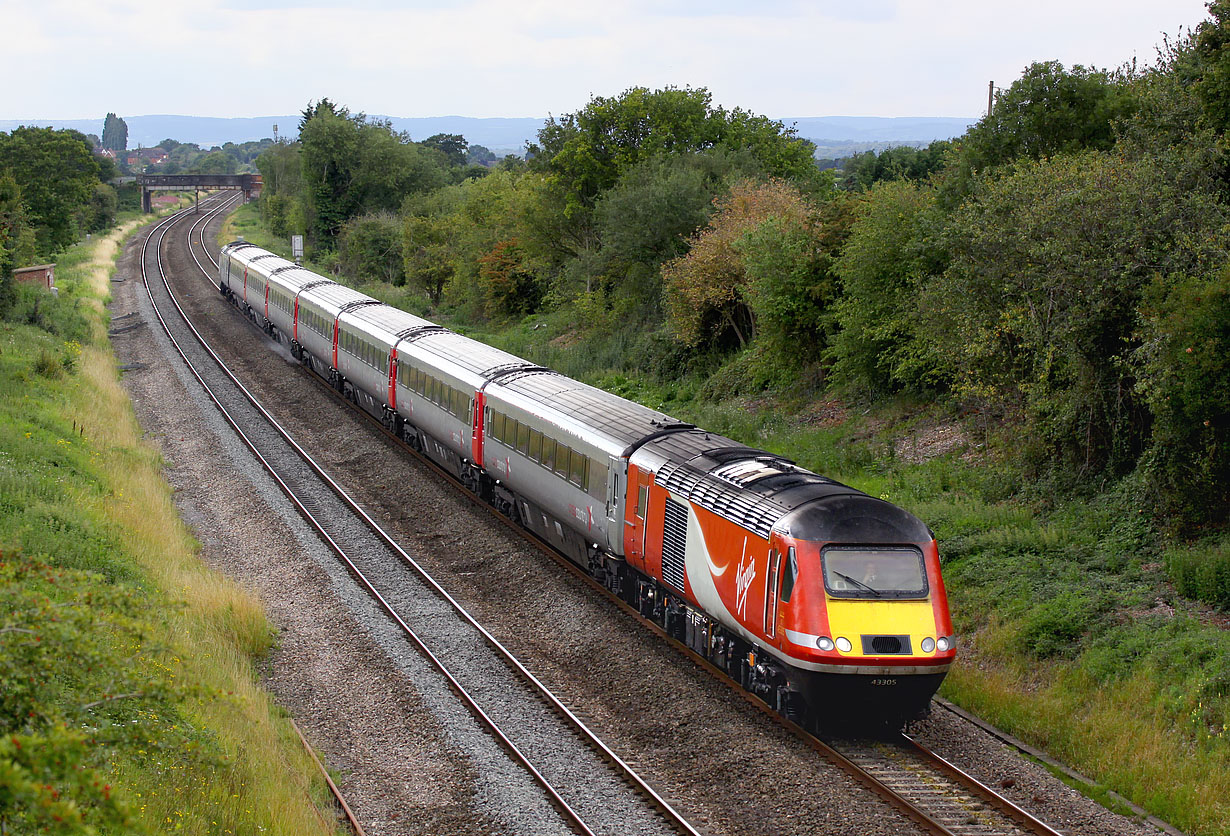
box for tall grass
[0,215,343,834]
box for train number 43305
[870,678,898,686]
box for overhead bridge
[137,173,262,212]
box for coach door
[763,547,782,640]
[623,464,652,574]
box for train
[218,241,956,731]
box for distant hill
[0,113,977,157]
[782,116,976,143]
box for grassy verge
[0,213,343,834]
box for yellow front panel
[826,598,937,657]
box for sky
[4,0,1213,121]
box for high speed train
[219,241,956,730]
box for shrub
[1136,268,1230,527]
[1016,591,1101,659]
[1166,540,1230,610]
[338,211,405,285]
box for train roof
[348,303,436,338]
[642,432,929,542]
[264,265,325,291]
[489,368,685,451]
[412,331,532,378]
[300,282,373,313]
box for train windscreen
[820,546,927,599]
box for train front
[773,493,955,728]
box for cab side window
[780,547,798,602]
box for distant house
[125,147,170,168]
[13,263,55,291]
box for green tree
[829,179,948,394]
[662,179,814,351]
[0,127,102,254]
[298,99,448,248]
[930,146,1230,477]
[1191,0,1230,132]
[256,141,304,238]
[530,86,821,225]
[87,184,117,233]
[422,133,468,167]
[961,61,1134,171]
[191,150,238,175]
[737,193,854,366]
[403,213,460,305]
[338,212,405,284]
[840,140,953,191]
[101,112,128,153]
[467,144,497,166]
[0,171,37,315]
[1136,268,1230,525]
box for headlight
[816,636,835,651]
[921,637,936,653]
[835,637,852,653]
[937,636,952,652]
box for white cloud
[1,0,1211,120]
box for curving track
[135,197,702,836]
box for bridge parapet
[136,174,262,212]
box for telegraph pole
[988,81,995,116]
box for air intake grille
[862,635,911,655]
[661,497,688,592]
[656,461,780,539]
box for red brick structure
[12,263,55,291]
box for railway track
[154,200,1081,836]
[135,198,704,836]
[822,734,1064,836]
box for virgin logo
[735,540,756,621]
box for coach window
[570,451,587,488]
[516,421,531,455]
[540,437,556,470]
[555,445,571,478]
[528,429,542,462]
[588,458,607,500]
[491,412,506,442]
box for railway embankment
[0,213,345,835]
[223,199,1230,835]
